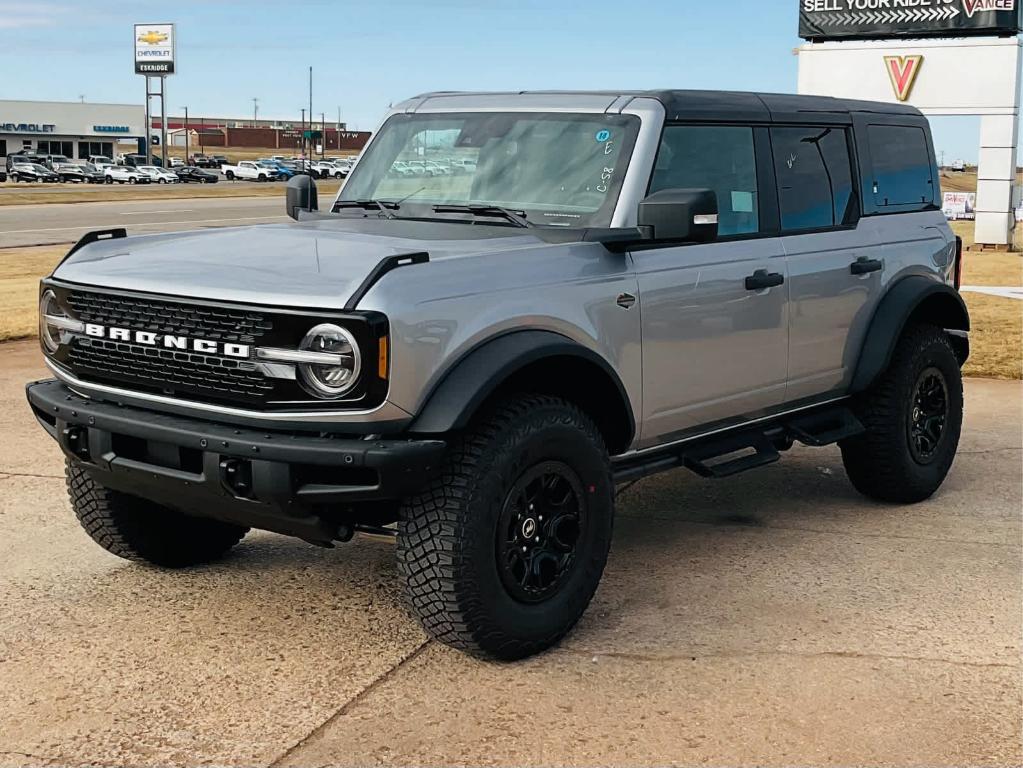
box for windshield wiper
[333,199,399,219]
[431,204,533,228]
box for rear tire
[840,324,963,504]
[66,461,248,568]
[397,394,614,660]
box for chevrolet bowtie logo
[137,30,169,45]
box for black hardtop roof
[412,89,923,124]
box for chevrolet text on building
[0,123,56,133]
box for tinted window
[649,126,759,237]
[868,125,934,207]
[772,126,856,232]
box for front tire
[66,461,248,568]
[397,394,614,660]
[840,324,963,504]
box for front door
[634,124,788,447]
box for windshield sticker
[595,129,611,143]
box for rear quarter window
[867,125,935,208]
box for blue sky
[0,0,997,162]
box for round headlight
[38,290,63,354]
[297,324,361,399]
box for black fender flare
[408,330,635,448]
[851,276,970,394]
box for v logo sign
[884,55,924,102]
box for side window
[649,125,759,237]
[771,126,857,232]
[867,125,934,207]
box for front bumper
[27,379,445,541]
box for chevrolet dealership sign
[134,23,176,75]
[800,0,1021,40]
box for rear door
[773,124,883,401]
[633,124,789,446]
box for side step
[613,404,864,484]
[683,432,780,478]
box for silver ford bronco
[28,90,969,659]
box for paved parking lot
[1,339,1020,767]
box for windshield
[340,112,640,227]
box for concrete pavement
[0,196,289,248]
[1,339,1020,767]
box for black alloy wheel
[907,367,949,464]
[497,461,586,604]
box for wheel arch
[851,275,970,394]
[407,330,636,455]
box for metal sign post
[134,23,176,168]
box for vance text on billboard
[799,0,1021,41]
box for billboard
[134,23,176,75]
[942,191,977,220]
[799,0,1021,41]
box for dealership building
[0,99,146,160]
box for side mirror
[637,188,718,243]
[286,174,318,221]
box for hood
[52,219,543,309]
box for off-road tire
[397,394,614,660]
[66,461,248,568]
[840,324,963,503]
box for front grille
[67,291,273,343]
[62,290,277,405]
[68,339,274,399]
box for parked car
[121,154,163,168]
[79,163,108,183]
[0,169,6,182]
[40,155,72,171]
[88,155,114,166]
[6,151,43,173]
[189,153,215,168]
[104,166,149,184]
[220,160,277,181]
[169,157,185,168]
[174,166,218,184]
[28,89,969,662]
[53,163,92,183]
[388,160,416,177]
[9,162,60,183]
[136,165,180,184]
[257,160,294,180]
[210,155,230,168]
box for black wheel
[397,394,614,660]
[225,171,234,181]
[66,461,248,568]
[840,324,963,503]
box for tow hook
[220,458,254,499]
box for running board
[613,404,863,484]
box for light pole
[252,97,259,126]
[300,108,306,159]
[180,106,189,163]
[320,112,325,158]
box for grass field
[1,237,1019,378]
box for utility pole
[300,108,306,159]
[337,106,341,132]
[181,105,189,163]
[308,66,313,161]
[320,112,325,158]
[252,97,259,126]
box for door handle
[850,257,883,275]
[745,269,785,291]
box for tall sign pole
[134,23,176,167]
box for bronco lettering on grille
[82,323,250,358]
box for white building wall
[798,37,1022,247]
[0,100,145,159]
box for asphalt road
[0,196,289,248]
[1,340,1020,767]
